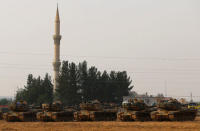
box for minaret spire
[53,4,62,93]
[56,4,60,22]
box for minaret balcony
[53,35,62,40]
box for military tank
[151,99,197,121]
[36,101,74,122]
[3,101,37,122]
[74,100,117,121]
[117,99,151,121]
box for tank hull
[90,111,117,121]
[151,109,197,121]
[74,111,117,121]
[74,111,90,121]
[3,111,36,122]
[117,111,151,121]
[37,111,74,122]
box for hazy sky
[0,0,200,101]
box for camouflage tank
[74,100,117,121]
[3,101,37,122]
[117,99,151,121]
[36,101,74,122]
[151,99,197,121]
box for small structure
[123,92,172,106]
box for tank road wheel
[117,113,126,121]
[133,112,151,122]
[36,112,43,121]
[5,116,11,122]
[132,112,142,121]
[89,113,95,121]
[131,114,139,121]
[169,111,181,121]
[106,112,117,121]
[118,114,133,121]
[150,111,158,121]
[168,114,175,121]
[74,112,80,121]
[184,111,197,121]
[52,114,58,122]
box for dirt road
[1,118,200,131]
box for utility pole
[164,80,167,97]
[190,92,193,102]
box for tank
[3,101,37,122]
[74,100,117,121]
[150,99,197,121]
[36,101,74,122]
[117,99,151,121]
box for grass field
[1,118,200,131]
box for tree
[82,66,100,101]
[16,60,134,106]
[96,71,110,102]
[0,98,12,105]
[56,61,81,105]
[56,61,134,105]
[108,71,133,103]
[15,74,53,105]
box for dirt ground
[1,118,200,131]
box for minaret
[53,5,61,92]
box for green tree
[56,61,81,105]
[16,60,133,106]
[96,71,110,102]
[0,98,12,105]
[109,71,133,103]
[15,74,53,105]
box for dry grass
[1,118,200,131]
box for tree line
[16,61,133,106]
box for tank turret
[9,101,28,112]
[157,99,182,110]
[42,101,63,112]
[122,99,147,111]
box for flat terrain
[1,118,200,131]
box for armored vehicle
[3,101,36,122]
[151,99,197,121]
[74,100,117,121]
[36,101,74,122]
[117,99,151,121]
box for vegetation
[0,98,12,105]
[15,74,53,105]
[16,61,133,106]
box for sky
[0,0,200,101]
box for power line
[2,61,200,72]
[2,65,200,74]
[2,51,200,61]
[0,62,51,67]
